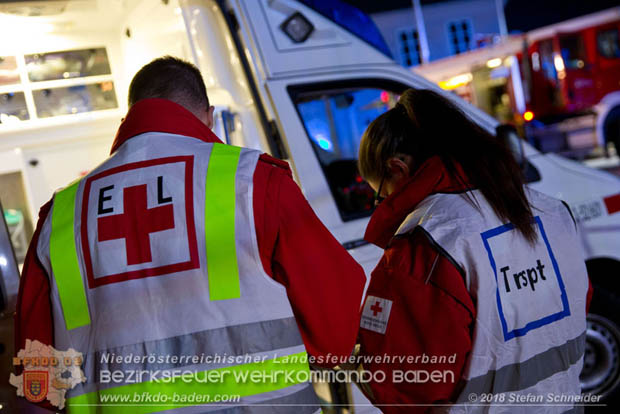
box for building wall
[371,0,504,65]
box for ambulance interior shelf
[0,48,118,125]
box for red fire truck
[525,7,620,152]
[415,7,620,156]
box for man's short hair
[128,56,209,112]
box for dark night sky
[340,0,451,14]
[504,0,620,32]
[340,0,619,32]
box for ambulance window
[0,92,29,123]
[291,83,405,221]
[597,28,620,59]
[33,82,118,118]
[25,48,112,82]
[0,56,19,86]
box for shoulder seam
[258,154,291,169]
[414,226,467,283]
[404,226,476,321]
[393,226,468,284]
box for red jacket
[15,99,366,409]
[357,157,592,413]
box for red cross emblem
[370,301,383,316]
[98,184,175,265]
[81,156,199,288]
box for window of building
[448,20,473,55]
[597,28,620,59]
[0,47,118,126]
[397,28,422,67]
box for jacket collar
[364,156,472,249]
[111,98,222,153]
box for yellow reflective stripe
[205,144,242,301]
[50,180,91,330]
[66,352,310,413]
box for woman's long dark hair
[359,88,536,243]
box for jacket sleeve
[358,230,475,412]
[253,155,366,367]
[14,200,57,412]
[15,201,54,353]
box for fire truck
[416,7,620,158]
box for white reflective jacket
[36,132,319,413]
[396,188,588,414]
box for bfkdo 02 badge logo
[9,339,86,409]
[24,371,48,403]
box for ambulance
[0,0,619,411]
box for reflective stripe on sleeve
[205,144,242,301]
[50,180,91,330]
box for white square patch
[80,156,200,288]
[361,295,393,334]
[481,217,570,341]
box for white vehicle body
[0,0,619,410]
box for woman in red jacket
[356,89,591,413]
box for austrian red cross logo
[81,156,199,288]
[98,184,175,265]
[361,295,393,335]
[370,301,383,316]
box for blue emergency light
[295,0,393,58]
